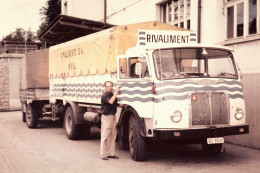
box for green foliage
[12,28,24,41]
[4,28,25,41]
[3,28,35,42]
[37,0,61,39]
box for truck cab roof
[124,44,233,58]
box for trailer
[20,49,52,128]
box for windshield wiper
[217,72,236,77]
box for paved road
[0,111,259,173]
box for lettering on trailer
[59,47,84,72]
[60,47,84,58]
[138,30,197,46]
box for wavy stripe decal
[155,86,243,94]
[154,95,188,102]
[118,96,153,102]
[51,79,244,103]
[118,82,153,88]
[157,80,242,87]
[119,90,152,95]
[229,94,244,99]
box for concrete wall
[61,0,161,25]
[0,58,10,111]
[0,54,22,111]
[225,40,260,149]
[61,0,104,21]
[106,0,160,25]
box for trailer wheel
[21,103,26,122]
[26,104,38,128]
[64,106,81,140]
[201,140,223,154]
[129,115,147,161]
[22,111,26,122]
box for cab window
[119,57,149,79]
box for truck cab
[116,44,249,161]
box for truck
[20,21,249,161]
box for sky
[0,0,47,39]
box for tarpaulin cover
[49,21,187,78]
[21,49,49,89]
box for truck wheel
[201,140,223,154]
[129,115,147,161]
[64,106,81,140]
[80,124,91,139]
[26,104,38,128]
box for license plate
[207,137,224,144]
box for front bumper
[153,124,249,140]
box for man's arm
[108,86,120,104]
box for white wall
[61,0,104,21]
[9,58,21,110]
[200,0,226,44]
[61,0,161,25]
[106,0,160,25]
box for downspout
[198,0,202,43]
[104,0,107,23]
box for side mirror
[236,63,242,79]
[135,62,142,76]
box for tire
[129,115,147,161]
[22,111,26,122]
[26,104,38,128]
[21,103,26,122]
[80,124,91,139]
[64,106,81,140]
[201,139,223,154]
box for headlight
[234,108,243,120]
[170,111,182,123]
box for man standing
[100,81,120,160]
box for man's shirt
[101,92,118,115]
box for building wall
[225,40,260,149]
[61,0,104,21]
[0,54,22,111]
[200,0,226,43]
[106,0,160,25]
[0,58,10,111]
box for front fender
[118,106,146,137]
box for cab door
[116,55,154,119]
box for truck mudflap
[153,125,249,140]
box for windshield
[153,48,238,80]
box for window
[160,0,191,29]
[152,48,237,80]
[237,3,244,37]
[227,6,234,38]
[119,57,149,79]
[249,0,257,34]
[226,0,259,39]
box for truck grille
[191,92,228,126]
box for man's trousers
[101,114,117,157]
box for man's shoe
[101,157,108,160]
[108,156,119,159]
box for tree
[3,28,35,42]
[4,28,25,42]
[26,28,35,42]
[37,0,61,38]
